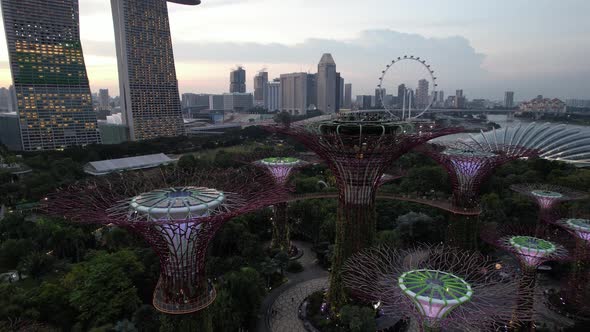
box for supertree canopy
[481,225,570,325]
[510,184,588,222]
[482,225,569,271]
[266,113,462,308]
[552,217,590,317]
[557,218,590,242]
[43,168,285,315]
[253,156,309,251]
[417,143,537,209]
[254,157,307,185]
[461,122,590,166]
[342,245,526,331]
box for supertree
[481,224,570,326]
[42,167,285,315]
[416,143,537,249]
[253,156,309,252]
[266,113,461,308]
[510,184,588,223]
[342,244,527,332]
[552,217,590,317]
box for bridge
[286,191,481,216]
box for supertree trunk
[329,199,376,308]
[511,267,537,331]
[562,238,590,316]
[271,202,290,252]
[446,214,479,250]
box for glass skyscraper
[1,0,101,151]
[112,0,199,141]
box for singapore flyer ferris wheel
[377,55,437,120]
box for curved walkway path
[256,241,329,332]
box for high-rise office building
[375,88,386,108]
[1,0,101,151]
[266,79,281,112]
[339,76,345,109]
[98,89,110,110]
[416,79,430,108]
[335,72,342,113]
[344,83,352,109]
[306,74,317,109]
[209,95,224,111]
[112,0,195,141]
[253,71,268,106]
[7,85,17,113]
[397,84,406,106]
[317,53,337,114]
[223,93,253,112]
[455,89,465,109]
[230,66,246,93]
[504,91,515,108]
[181,93,210,109]
[280,73,308,115]
[0,88,9,112]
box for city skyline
[0,0,589,100]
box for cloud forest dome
[462,122,590,165]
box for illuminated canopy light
[130,187,225,220]
[563,218,590,241]
[508,236,557,267]
[257,157,304,184]
[398,269,472,320]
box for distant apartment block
[230,66,246,93]
[253,71,268,106]
[223,93,253,112]
[504,91,515,108]
[280,73,308,115]
[266,79,281,112]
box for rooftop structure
[510,184,587,222]
[266,114,461,308]
[342,245,525,331]
[83,153,177,176]
[43,167,285,315]
[461,122,590,165]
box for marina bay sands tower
[111,0,201,141]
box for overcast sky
[0,0,589,100]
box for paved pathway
[268,277,328,332]
[256,241,329,332]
